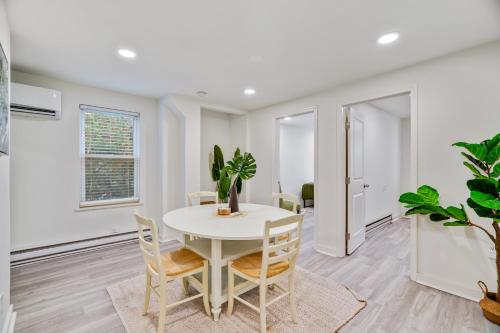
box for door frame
[272,106,319,249]
[336,86,418,280]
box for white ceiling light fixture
[244,88,256,96]
[377,32,399,45]
[284,117,292,121]
[117,49,136,58]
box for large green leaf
[423,204,449,216]
[417,185,439,205]
[429,213,450,221]
[463,162,482,177]
[491,163,500,178]
[399,192,424,205]
[234,147,241,158]
[235,176,242,194]
[467,198,499,219]
[226,152,257,181]
[453,142,488,160]
[211,145,224,182]
[486,145,500,165]
[470,191,500,210]
[486,133,500,150]
[446,206,466,221]
[461,152,488,172]
[405,206,434,216]
[218,168,231,201]
[467,178,498,196]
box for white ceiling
[6,0,500,110]
[368,94,411,118]
[280,112,314,129]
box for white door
[346,108,367,254]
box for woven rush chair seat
[149,248,205,277]
[231,252,290,278]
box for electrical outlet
[488,245,496,260]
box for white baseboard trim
[415,272,482,302]
[1,305,16,333]
[314,243,338,257]
[11,230,146,266]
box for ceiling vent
[10,83,61,119]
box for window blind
[80,105,140,207]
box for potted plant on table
[399,133,499,324]
[211,145,257,213]
[225,150,257,213]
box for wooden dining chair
[227,214,304,333]
[187,191,218,206]
[186,191,218,241]
[272,192,300,213]
[272,192,300,242]
[134,210,211,333]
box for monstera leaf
[226,152,257,181]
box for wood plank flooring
[11,210,499,332]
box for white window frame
[79,104,140,208]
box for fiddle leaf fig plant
[399,133,500,299]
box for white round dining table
[163,203,295,320]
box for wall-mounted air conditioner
[10,83,62,119]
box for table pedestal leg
[210,239,222,321]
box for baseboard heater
[10,230,149,267]
[366,214,392,235]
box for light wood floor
[11,210,499,333]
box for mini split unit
[10,83,62,119]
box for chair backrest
[261,214,304,281]
[187,191,218,206]
[272,192,299,213]
[134,210,164,279]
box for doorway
[345,93,412,255]
[273,107,318,246]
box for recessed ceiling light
[377,32,399,45]
[284,117,292,121]
[197,90,208,97]
[244,88,256,96]
[118,49,136,58]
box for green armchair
[301,182,314,207]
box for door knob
[363,184,370,188]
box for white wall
[279,124,314,197]
[200,109,231,192]
[10,71,162,250]
[248,41,500,300]
[0,0,10,324]
[164,106,185,212]
[350,103,402,224]
[200,109,248,198]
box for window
[79,105,140,207]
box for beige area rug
[107,267,366,332]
